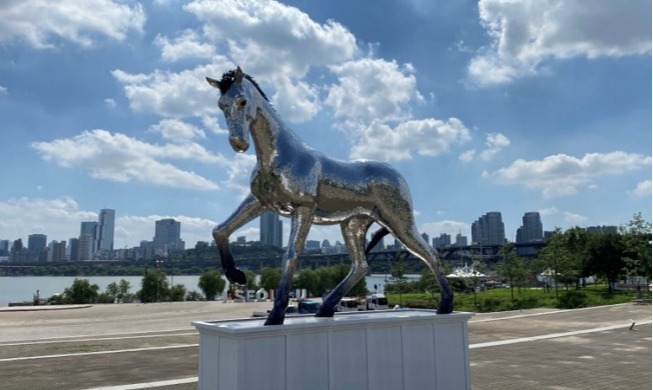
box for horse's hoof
[264,314,285,326]
[315,308,335,318]
[225,268,247,285]
[436,298,454,314]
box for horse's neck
[251,101,305,166]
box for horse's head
[207,67,264,153]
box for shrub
[557,290,588,309]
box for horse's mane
[219,69,269,101]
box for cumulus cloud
[116,214,219,248]
[112,57,233,118]
[186,0,357,75]
[0,0,145,48]
[149,119,206,142]
[0,197,97,241]
[487,151,652,198]
[154,29,215,62]
[184,0,357,122]
[420,220,471,242]
[460,132,510,162]
[630,180,652,197]
[350,117,471,162]
[327,59,423,122]
[469,0,652,86]
[31,129,223,190]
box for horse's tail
[365,227,390,254]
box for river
[0,274,403,307]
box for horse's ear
[234,66,244,84]
[206,77,221,90]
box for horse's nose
[230,135,249,153]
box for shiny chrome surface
[207,67,453,325]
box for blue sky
[0,0,650,250]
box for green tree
[621,212,652,289]
[586,233,625,293]
[259,267,282,291]
[140,269,169,302]
[198,269,226,300]
[63,278,100,304]
[418,267,438,299]
[294,268,318,297]
[330,263,368,297]
[168,284,187,301]
[243,269,258,291]
[389,252,408,305]
[536,229,576,298]
[496,243,528,307]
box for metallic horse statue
[207,67,453,325]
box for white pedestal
[193,310,472,390]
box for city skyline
[1,209,621,256]
[0,1,649,249]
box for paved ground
[0,301,650,389]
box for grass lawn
[386,284,649,312]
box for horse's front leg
[264,206,314,326]
[213,194,263,285]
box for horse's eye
[239,99,247,107]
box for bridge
[0,242,546,275]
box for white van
[364,293,389,310]
[336,297,360,312]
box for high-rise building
[153,218,185,254]
[78,234,94,261]
[471,212,505,246]
[0,239,9,256]
[260,212,283,248]
[69,238,80,261]
[97,209,115,252]
[516,212,543,243]
[80,221,98,254]
[432,233,451,248]
[455,233,468,247]
[28,234,47,252]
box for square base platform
[193,309,472,390]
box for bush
[557,290,588,309]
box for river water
[0,274,398,307]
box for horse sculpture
[207,67,453,325]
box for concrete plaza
[0,301,650,389]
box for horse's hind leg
[386,223,453,314]
[213,194,263,285]
[316,217,372,318]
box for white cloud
[116,214,218,248]
[149,119,206,142]
[0,85,7,94]
[31,129,223,190]
[562,211,587,224]
[460,132,510,162]
[488,151,652,198]
[630,180,652,197]
[0,197,97,242]
[480,133,510,160]
[186,0,357,74]
[184,0,358,122]
[326,59,423,122]
[350,117,471,162]
[420,220,471,242]
[0,0,145,48]
[469,0,652,86]
[104,98,116,109]
[112,57,233,118]
[154,29,215,62]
